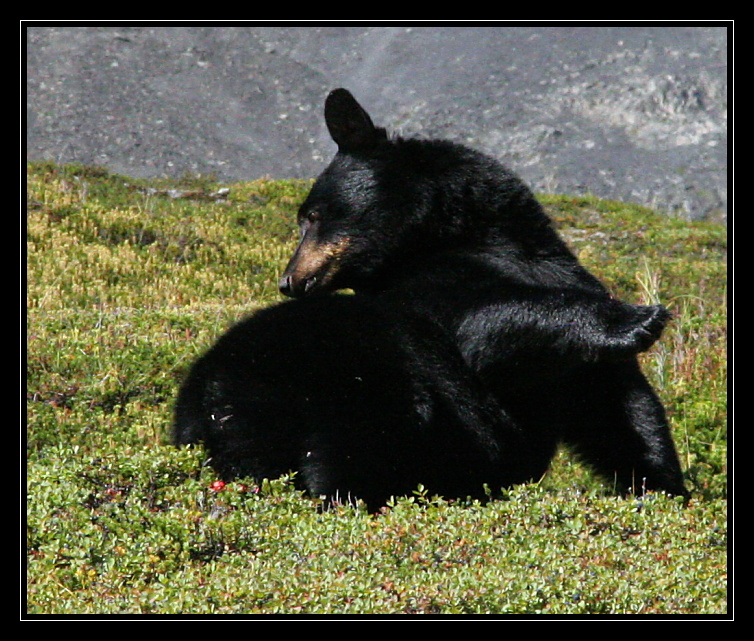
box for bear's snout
[279,273,318,298]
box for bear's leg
[557,359,689,498]
[456,293,670,370]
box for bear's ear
[325,88,381,152]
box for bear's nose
[278,274,294,297]
[279,274,317,298]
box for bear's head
[279,88,548,298]
[280,89,474,297]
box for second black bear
[278,88,688,498]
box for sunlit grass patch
[26,164,727,615]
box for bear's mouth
[279,236,351,298]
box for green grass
[26,162,728,616]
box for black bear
[174,295,532,511]
[277,88,688,498]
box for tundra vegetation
[26,162,727,615]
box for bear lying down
[173,88,688,510]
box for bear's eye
[298,209,320,228]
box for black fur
[174,296,530,510]
[279,88,687,498]
[173,88,688,508]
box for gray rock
[26,25,728,222]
